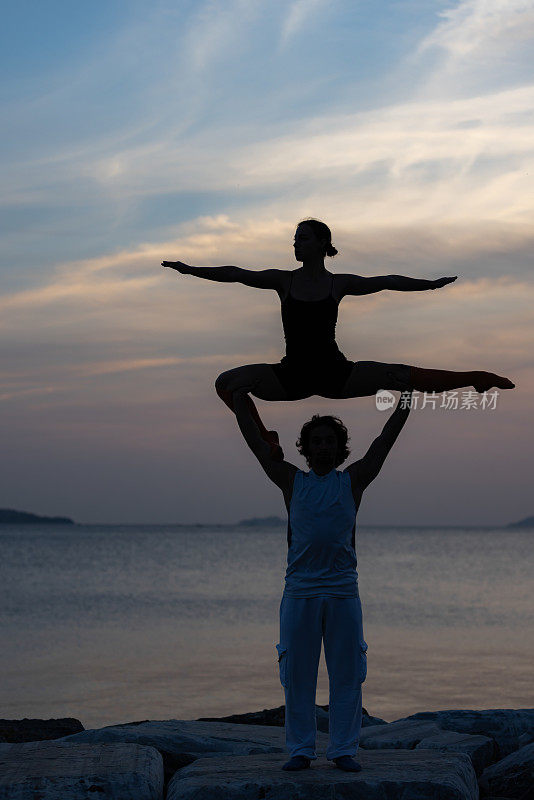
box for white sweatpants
[276,593,368,760]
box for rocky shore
[1,705,533,799]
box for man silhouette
[232,385,413,771]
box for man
[232,385,413,772]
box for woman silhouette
[162,218,514,460]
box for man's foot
[333,755,362,771]
[473,372,515,393]
[282,755,311,770]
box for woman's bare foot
[473,373,515,393]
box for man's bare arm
[232,387,296,492]
[233,387,267,454]
[341,274,457,296]
[347,391,413,491]
[161,261,283,289]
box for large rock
[59,719,319,782]
[167,749,479,800]
[416,730,495,776]
[0,718,84,743]
[478,742,534,798]
[0,740,163,800]
[397,710,534,760]
[360,717,444,749]
[360,717,495,775]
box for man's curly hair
[295,414,351,468]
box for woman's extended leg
[410,365,514,392]
[215,364,288,460]
[337,360,515,398]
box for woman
[162,218,514,460]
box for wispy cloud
[1,213,531,411]
[181,0,262,73]
[279,0,329,47]
[412,0,534,100]
[2,0,533,522]
[418,0,534,59]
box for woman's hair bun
[326,243,338,257]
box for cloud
[279,0,329,47]
[2,213,534,321]
[6,83,532,243]
[1,0,533,523]
[181,0,262,73]
[418,0,534,59]
[411,0,534,100]
[0,211,531,417]
[3,0,533,270]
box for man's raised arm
[232,386,296,492]
[232,386,269,459]
[349,390,413,491]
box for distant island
[1,508,531,528]
[235,514,534,529]
[507,515,534,528]
[0,509,75,525]
[236,515,285,527]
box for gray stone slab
[478,741,534,798]
[416,729,495,776]
[0,740,164,800]
[167,749,479,800]
[397,709,534,759]
[360,717,443,748]
[59,719,329,780]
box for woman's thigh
[215,363,289,401]
[336,360,411,398]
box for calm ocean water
[1,523,532,730]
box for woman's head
[294,219,338,260]
[296,414,351,470]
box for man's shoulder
[255,445,299,493]
[342,462,365,491]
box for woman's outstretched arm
[162,261,284,290]
[162,261,238,281]
[342,274,457,295]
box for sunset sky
[1,0,533,525]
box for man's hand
[432,276,457,289]
[161,260,192,273]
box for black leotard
[270,271,354,400]
[282,271,340,359]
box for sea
[1,523,532,730]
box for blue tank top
[283,468,359,598]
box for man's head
[296,414,351,474]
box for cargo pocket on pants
[359,639,368,684]
[275,643,288,688]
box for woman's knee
[215,366,258,395]
[214,371,229,393]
